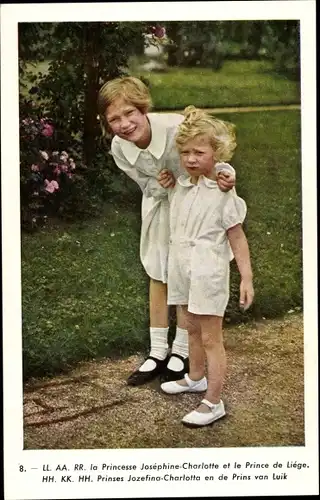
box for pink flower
[61,164,69,172]
[44,179,59,193]
[53,166,61,175]
[22,118,34,125]
[67,172,73,178]
[31,164,39,172]
[69,160,76,170]
[40,150,49,160]
[41,124,54,137]
[149,25,166,38]
[60,151,69,161]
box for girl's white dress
[167,175,247,316]
[111,113,185,283]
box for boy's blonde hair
[176,105,237,162]
[97,76,153,137]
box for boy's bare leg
[196,315,226,412]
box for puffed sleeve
[111,140,168,199]
[221,190,247,230]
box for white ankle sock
[167,327,189,371]
[139,327,169,372]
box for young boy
[159,106,254,427]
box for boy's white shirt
[168,162,236,203]
[166,173,247,314]
[168,166,243,263]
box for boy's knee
[185,314,200,336]
[201,331,222,349]
[187,323,199,336]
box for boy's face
[179,135,215,179]
[105,96,150,147]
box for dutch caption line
[18,460,310,484]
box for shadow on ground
[24,313,304,449]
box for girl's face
[105,96,151,148]
[180,135,216,180]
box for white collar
[117,114,167,165]
[177,174,218,189]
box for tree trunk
[83,24,100,167]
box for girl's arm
[157,169,176,188]
[227,224,254,310]
[216,163,236,192]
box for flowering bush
[20,113,81,229]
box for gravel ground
[24,313,304,449]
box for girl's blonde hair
[97,76,153,137]
[176,105,237,162]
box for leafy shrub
[19,98,90,229]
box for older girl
[97,77,236,386]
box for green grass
[22,202,150,379]
[21,109,302,379]
[23,59,300,110]
[225,109,302,321]
[132,60,300,109]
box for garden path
[162,103,300,114]
[23,313,304,449]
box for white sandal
[160,373,207,394]
[182,399,226,427]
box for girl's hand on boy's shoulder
[217,171,235,192]
[157,169,176,189]
[239,278,254,311]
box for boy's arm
[227,224,254,310]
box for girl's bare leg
[149,279,169,327]
[173,306,205,386]
[163,305,189,376]
[197,315,226,412]
[126,279,169,383]
[176,304,188,330]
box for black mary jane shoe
[160,354,190,383]
[126,355,169,386]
